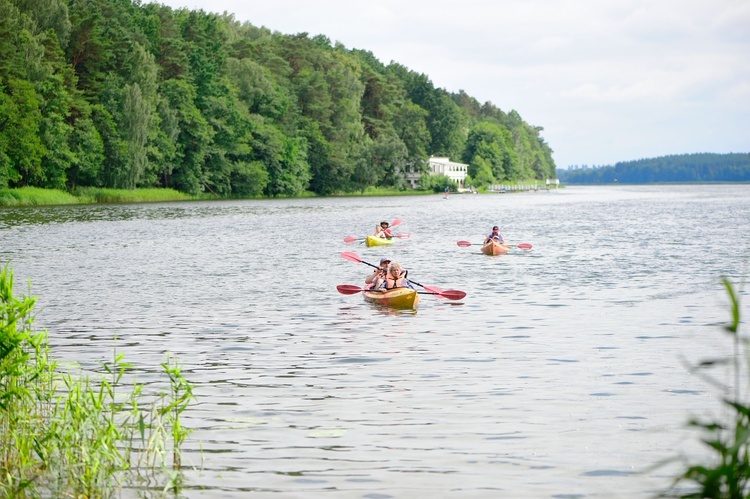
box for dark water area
[1,184,749,497]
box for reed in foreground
[660,277,748,498]
[0,264,196,497]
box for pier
[488,179,560,193]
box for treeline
[0,0,555,197]
[557,153,750,184]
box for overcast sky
[149,0,749,169]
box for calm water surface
[2,184,750,498]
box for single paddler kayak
[481,240,509,255]
[362,287,419,309]
[365,235,395,247]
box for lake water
[1,184,749,498]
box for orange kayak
[362,287,419,309]
[481,240,509,256]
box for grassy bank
[0,186,196,206]
[74,187,196,203]
[0,186,434,206]
[0,182,554,207]
[0,186,81,206]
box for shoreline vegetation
[0,182,546,207]
[0,1,555,201]
[0,264,196,497]
[557,152,750,184]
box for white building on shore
[403,157,470,189]
[427,157,468,188]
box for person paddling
[365,257,390,290]
[374,221,393,239]
[485,225,505,245]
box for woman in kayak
[385,263,408,289]
[374,221,393,239]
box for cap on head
[380,258,391,264]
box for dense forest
[0,0,556,197]
[557,153,750,184]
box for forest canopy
[0,0,556,197]
[557,153,750,184]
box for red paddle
[344,233,411,243]
[340,252,456,296]
[336,284,466,301]
[457,240,533,250]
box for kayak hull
[366,235,394,247]
[481,240,509,255]
[363,287,419,309]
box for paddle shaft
[457,240,532,249]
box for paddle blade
[341,251,363,263]
[439,289,467,300]
[517,243,533,250]
[343,236,361,243]
[456,240,474,247]
[337,284,364,295]
[396,233,411,239]
[390,218,403,227]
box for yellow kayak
[365,235,395,247]
[362,287,419,309]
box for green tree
[370,132,408,188]
[464,122,515,182]
[68,116,104,188]
[248,117,309,197]
[393,100,430,167]
[0,80,46,186]
[11,0,71,48]
[471,156,496,186]
[229,160,268,196]
[160,78,213,194]
[122,83,150,189]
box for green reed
[0,186,80,206]
[0,264,196,498]
[73,187,195,203]
[661,277,749,498]
[0,187,197,206]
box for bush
[418,174,457,193]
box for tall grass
[73,187,195,203]
[0,187,196,206]
[0,187,80,206]
[0,264,196,497]
[662,277,748,498]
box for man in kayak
[365,257,390,289]
[374,221,393,239]
[485,226,504,245]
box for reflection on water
[1,185,749,497]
